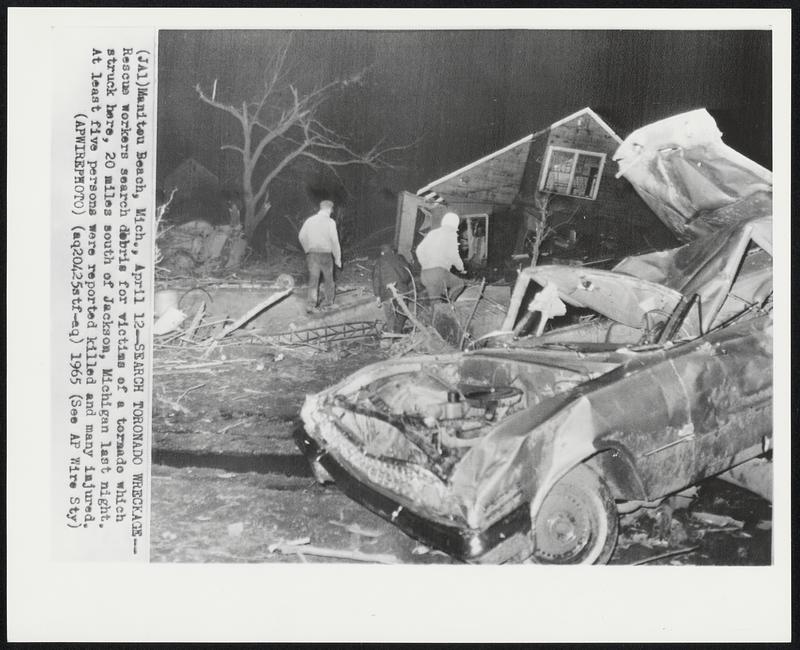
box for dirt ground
[151,256,771,566]
[153,340,387,457]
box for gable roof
[550,107,623,144]
[416,107,622,208]
[164,158,220,192]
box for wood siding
[516,113,676,258]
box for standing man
[372,244,412,333]
[298,200,341,311]
[415,211,467,301]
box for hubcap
[534,490,595,563]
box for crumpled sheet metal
[464,311,772,522]
[613,215,772,332]
[613,109,772,242]
[527,266,696,333]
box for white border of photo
[7,7,791,642]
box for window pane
[543,150,574,194]
[571,153,602,197]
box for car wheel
[530,464,618,564]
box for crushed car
[297,109,773,564]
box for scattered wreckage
[297,109,773,564]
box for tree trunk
[243,194,260,241]
[243,194,270,242]
[529,224,543,268]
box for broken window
[540,146,605,200]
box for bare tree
[196,40,406,242]
[523,191,580,268]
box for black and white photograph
[7,8,792,643]
[151,28,774,567]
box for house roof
[550,107,623,145]
[416,107,621,209]
[164,158,220,190]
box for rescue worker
[415,211,467,301]
[372,244,412,333]
[298,200,341,311]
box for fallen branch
[215,288,293,340]
[153,359,252,375]
[181,302,206,343]
[387,283,453,356]
[201,338,220,360]
[176,383,205,404]
[153,368,216,376]
[632,545,700,566]
[155,394,193,415]
[269,543,400,564]
[388,282,448,343]
[691,511,744,528]
[157,360,224,370]
[459,278,486,349]
[328,520,383,538]
[219,418,251,434]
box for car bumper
[294,426,533,563]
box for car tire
[530,464,618,564]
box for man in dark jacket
[372,245,412,333]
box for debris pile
[158,220,249,273]
[614,481,770,565]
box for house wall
[163,162,228,225]
[164,159,221,197]
[516,114,676,258]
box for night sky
[156,30,772,235]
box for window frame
[539,145,607,201]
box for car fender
[527,442,647,526]
[585,445,649,501]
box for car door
[689,312,772,481]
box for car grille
[310,407,460,520]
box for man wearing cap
[415,211,467,301]
[298,200,341,310]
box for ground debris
[227,522,244,537]
[632,545,700,566]
[181,301,206,343]
[267,537,311,553]
[155,394,193,416]
[328,520,383,538]
[268,539,401,564]
[387,283,454,356]
[691,511,744,528]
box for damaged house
[395,107,676,269]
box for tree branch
[196,49,414,242]
[196,84,246,127]
[221,144,245,155]
[254,138,310,203]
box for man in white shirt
[415,211,466,301]
[298,200,341,310]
